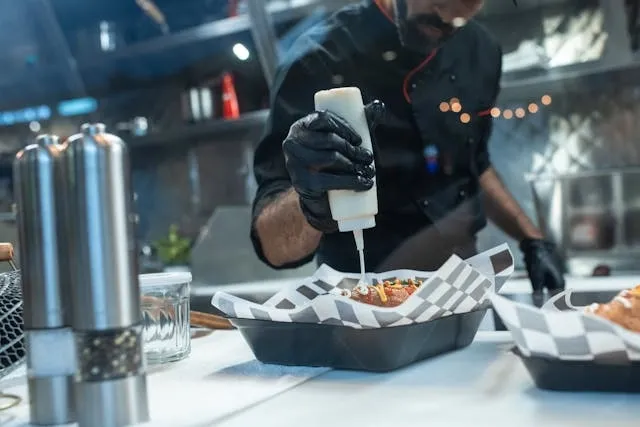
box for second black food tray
[229,305,488,372]
[514,348,640,393]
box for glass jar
[139,272,191,364]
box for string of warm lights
[439,95,553,122]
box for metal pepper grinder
[63,123,149,427]
[13,135,76,425]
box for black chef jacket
[251,0,503,273]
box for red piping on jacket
[374,0,394,22]
[402,50,438,104]
[374,0,495,116]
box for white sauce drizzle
[355,283,369,295]
[585,303,599,313]
[330,288,353,298]
[614,295,633,309]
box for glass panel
[622,171,640,207]
[567,213,616,251]
[567,175,613,208]
[624,209,640,247]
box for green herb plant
[153,224,192,266]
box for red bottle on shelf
[221,72,240,120]
[228,0,239,17]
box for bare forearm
[255,188,322,267]
[480,167,543,241]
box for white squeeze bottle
[314,87,378,285]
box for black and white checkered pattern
[490,293,640,363]
[264,244,514,309]
[212,245,514,330]
[465,244,514,295]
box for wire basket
[0,247,25,380]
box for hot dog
[347,279,422,307]
[585,285,640,333]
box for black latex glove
[283,101,385,233]
[520,239,565,294]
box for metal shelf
[0,212,16,222]
[64,0,353,71]
[566,206,613,215]
[480,0,572,16]
[109,0,571,66]
[0,110,270,169]
[0,0,354,98]
[127,109,269,148]
[499,58,640,102]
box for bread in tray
[585,285,640,333]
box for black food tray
[514,348,640,393]
[229,306,488,372]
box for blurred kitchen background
[0,0,639,284]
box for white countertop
[214,332,640,427]
[2,330,638,427]
[0,331,329,427]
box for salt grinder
[63,123,149,427]
[13,135,76,425]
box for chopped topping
[374,284,388,304]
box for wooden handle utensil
[142,295,234,330]
[0,243,17,270]
[190,311,234,330]
[0,243,14,262]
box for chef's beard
[393,1,456,54]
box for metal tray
[229,305,489,372]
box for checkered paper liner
[211,244,514,329]
[490,291,640,363]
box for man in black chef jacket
[250,0,565,293]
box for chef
[250,0,565,293]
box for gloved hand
[283,101,385,233]
[520,239,565,294]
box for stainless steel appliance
[63,124,149,427]
[13,134,76,425]
[529,168,640,275]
